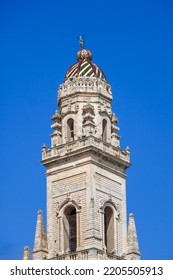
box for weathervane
[79,35,85,49]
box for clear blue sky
[0,0,173,260]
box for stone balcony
[42,136,130,167]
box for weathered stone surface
[30,49,140,260]
[33,210,48,260]
[23,246,30,260]
[126,213,140,260]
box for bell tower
[32,48,140,260]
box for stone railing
[97,251,124,260]
[58,77,112,101]
[42,136,130,164]
[56,250,123,260]
[57,250,88,260]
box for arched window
[63,206,77,253]
[102,119,107,142]
[67,118,74,142]
[104,206,114,253]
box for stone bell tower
[31,48,140,260]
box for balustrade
[42,136,130,163]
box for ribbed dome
[65,49,107,82]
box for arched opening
[64,206,77,253]
[102,119,107,141]
[67,118,74,142]
[104,206,114,253]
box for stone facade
[26,48,140,260]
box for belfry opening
[64,206,77,253]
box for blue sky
[0,0,173,260]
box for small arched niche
[67,118,74,142]
[63,205,77,253]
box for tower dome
[65,49,107,82]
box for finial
[23,246,30,260]
[79,35,84,49]
[77,49,92,61]
[38,210,43,215]
[125,146,130,153]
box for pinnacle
[23,246,30,260]
[33,210,48,254]
[126,213,140,259]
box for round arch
[63,205,77,253]
[57,199,81,254]
[101,201,119,254]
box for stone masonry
[24,48,140,260]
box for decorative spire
[23,246,30,260]
[33,210,48,259]
[79,35,84,49]
[126,213,141,260]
